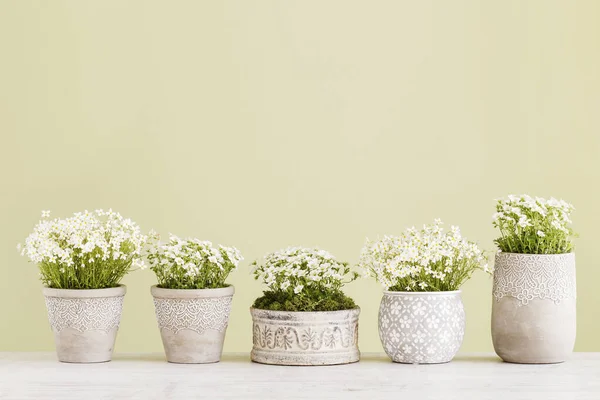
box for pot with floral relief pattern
[378,290,465,364]
[43,285,127,363]
[491,252,576,364]
[250,307,360,366]
[151,285,234,364]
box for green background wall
[1,0,599,353]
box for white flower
[20,209,149,285]
[253,247,355,293]
[358,219,487,291]
[517,217,530,228]
[493,195,575,253]
[147,234,242,286]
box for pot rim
[249,306,360,315]
[43,284,126,298]
[151,284,234,299]
[495,251,575,257]
[383,290,461,296]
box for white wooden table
[0,353,598,399]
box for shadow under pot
[250,308,360,366]
[151,285,234,364]
[43,285,126,363]
[492,252,576,364]
[378,291,465,364]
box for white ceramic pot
[151,285,234,364]
[492,252,576,364]
[378,291,465,364]
[250,308,360,366]
[43,285,126,363]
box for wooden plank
[0,353,598,399]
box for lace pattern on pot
[153,297,232,334]
[252,321,358,352]
[378,294,464,364]
[493,253,576,306]
[45,296,124,333]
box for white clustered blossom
[20,209,148,269]
[493,194,573,235]
[492,194,575,254]
[358,219,488,291]
[147,234,243,286]
[252,247,354,294]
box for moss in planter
[253,289,357,312]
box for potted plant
[358,219,488,364]
[491,195,576,364]
[250,247,360,366]
[18,209,148,363]
[147,234,242,364]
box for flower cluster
[358,219,488,292]
[147,234,243,289]
[252,247,357,295]
[19,210,148,289]
[493,194,575,254]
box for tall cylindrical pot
[492,252,576,364]
[250,308,360,366]
[151,285,234,364]
[378,291,465,364]
[43,285,126,363]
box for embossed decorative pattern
[44,295,124,334]
[153,297,233,334]
[250,308,360,365]
[378,292,464,364]
[493,252,576,306]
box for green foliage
[358,220,488,292]
[493,195,575,254]
[20,209,147,290]
[147,235,243,290]
[38,249,133,289]
[386,258,482,292]
[253,289,358,312]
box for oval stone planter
[250,308,360,366]
[43,285,126,363]
[378,291,465,364]
[151,285,234,364]
[492,252,576,364]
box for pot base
[251,349,360,366]
[160,328,225,364]
[391,359,452,365]
[500,358,566,365]
[54,327,118,363]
